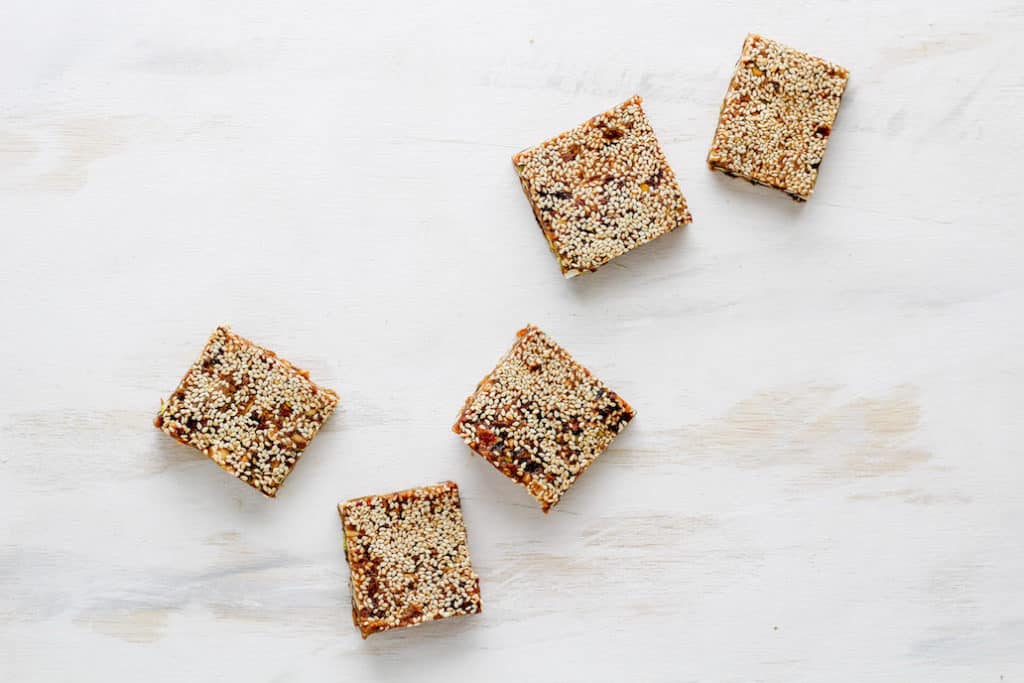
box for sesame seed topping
[707,34,849,201]
[452,326,636,512]
[339,481,483,638]
[154,326,339,497]
[513,95,692,277]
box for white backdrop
[2,1,1022,680]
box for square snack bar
[453,326,635,512]
[154,326,338,497]
[708,34,849,201]
[339,481,483,638]
[513,95,692,277]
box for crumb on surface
[452,326,635,512]
[339,481,482,638]
[513,95,692,276]
[708,34,849,201]
[154,326,338,497]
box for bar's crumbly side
[154,326,339,497]
[339,481,483,639]
[707,34,849,201]
[452,326,635,511]
[512,95,692,277]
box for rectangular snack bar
[339,481,483,638]
[708,34,849,201]
[513,95,692,277]
[453,326,635,512]
[154,326,339,497]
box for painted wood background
[2,1,1022,680]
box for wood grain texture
[1,0,1022,680]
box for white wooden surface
[2,1,1022,680]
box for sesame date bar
[708,34,849,201]
[513,95,692,277]
[453,326,635,512]
[339,481,483,638]
[154,326,339,497]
